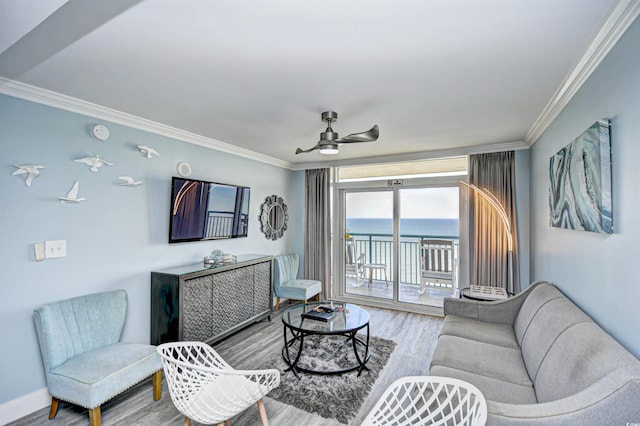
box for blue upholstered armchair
[33,290,163,426]
[273,254,322,310]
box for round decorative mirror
[260,195,288,240]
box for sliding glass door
[343,190,394,301]
[336,180,464,314]
[398,187,459,308]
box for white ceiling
[1,0,636,170]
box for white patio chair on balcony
[346,237,366,287]
[419,239,456,296]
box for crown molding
[6,0,635,169]
[3,76,521,172]
[290,140,529,171]
[525,0,640,145]
[0,77,295,170]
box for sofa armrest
[444,281,549,325]
[487,372,640,425]
[443,297,480,318]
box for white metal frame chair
[362,376,487,426]
[157,341,280,426]
[419,239,456,296]
[346,236,367,286]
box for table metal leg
[281,320,371,378]
[282,325,303,379]
[351,323,371,377]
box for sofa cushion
[534,321,640,403]
[431,335,532,387]
[47,342,162,408]
[429,365,537,404]
[440,314,519,349]
[519,297,592,381]
[274,254,299,283]
[513,284,564,347]
[276,279,322,300]
[34,290,127,369]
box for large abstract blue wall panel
[549,119,612,234]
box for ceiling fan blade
[295,144,320,154]
[336,125,379,143]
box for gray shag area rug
[257,334,396,424]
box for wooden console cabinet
[151,254,272,345]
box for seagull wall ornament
[59,181,86,203]
[117,176,143,187]
[74,155,113,172]
[137,145,159,159]
[12,164,45,187]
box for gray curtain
[469,152,520,294]
[304,168,332,298]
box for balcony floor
[345,278,455,308]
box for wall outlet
[34,243,45,261]
[45,240,67,259]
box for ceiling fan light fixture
[319,143,339,154]
[295,111,379,155]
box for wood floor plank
[9,305,442,426]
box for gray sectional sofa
[431,281,640,425]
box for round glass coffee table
[281,302,370,379]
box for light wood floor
[10,305,443,426]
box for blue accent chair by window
[273,254,322,310]
[33,290,163,426]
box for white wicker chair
[362,376,487,426]
[157,342,280,426]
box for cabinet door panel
[253,261,272,314]
[212,267,253,334]
[183,275,214,341]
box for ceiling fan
[295,111,379,155]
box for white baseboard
[0,388,50,425]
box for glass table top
[281,302,369,334]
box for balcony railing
[205,212,249,238]
[348,233,459,285]
[205,212,234,238]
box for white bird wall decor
[12,164,45,187]
[74,155,113,172]
[59,181,86,203]
[137,145,159,159]
[117,176,143,187]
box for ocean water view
[346,218,459,238]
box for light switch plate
[45,240,67,258]
[34,243,45,261]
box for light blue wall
[0,94,303,403]
[530,18,640,358]
[515,149,530,288]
